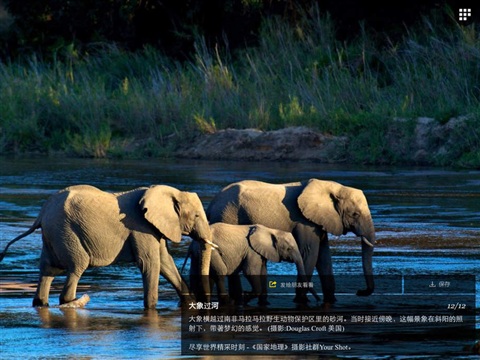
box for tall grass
[0,9,479,165]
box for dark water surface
[0,157,479,359]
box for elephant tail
[0,216,42,262]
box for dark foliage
[1,0,477,60]
[3,0,269,59]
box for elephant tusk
[205,239,219,249]
[361,236,374,247]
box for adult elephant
[207,179,376,305]
[186,223,317,305]
[0,184,215,309]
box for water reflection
[37,307,91,330]
[35,307,177,332]
[16,306,184,358]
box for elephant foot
[293,294,309,304]
[356,287,374,296]
[59,294,90,308]
[218,294,232,306]
[180,293,196,305]
[317,293,337,309]
[323,294,337,304]
[243,291,259,305]
[32,298,49,307]
[321,302,334,310]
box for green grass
[0,9,479,166]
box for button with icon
[459,8,472,21]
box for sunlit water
[0,157,479,358]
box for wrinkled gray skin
[207,179,376,304]
[0,184,213,310]
[187,223,308,305]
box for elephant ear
[248,225,281,262]
[139,185,182,243]
[297,179,343,236]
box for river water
[0,157,478,359]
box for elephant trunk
[292,252,307,277]
[194,219,217,249]
[192,216,215,301]
[292,250,321,303]
[354,215,375,297]
[357,228,375,296]
[200,242,213,302]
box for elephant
[206,179,376,305]
[0,184,216,309]
[185,223,317,305]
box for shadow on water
[0,157,479,358]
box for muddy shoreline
[3,116,477,169]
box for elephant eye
[352,212,360,218]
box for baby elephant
[187,223,309,305]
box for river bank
[174,115,478,167]
[1,14,480,168]
[4,114,479,168]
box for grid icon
[459,8,472,21]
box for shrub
[0,6,479,167]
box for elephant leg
[33,275,55,307]
[252,261,269,306]
[293,224,319,278]
[189,273,202,302]
[292,223,320,303]
[33,246,64,307]
[259,261,269,306]
[58,243,90,305]
[136,246,161,309]
[188,244,202,301]
[316,232,336,304]
[140,266,160,310]
[159,240,191,302]
[241,259,266,306]
[227,273,243,305]
[60,271,84,305]
[243,273,268,305]
[216,274,230,305]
